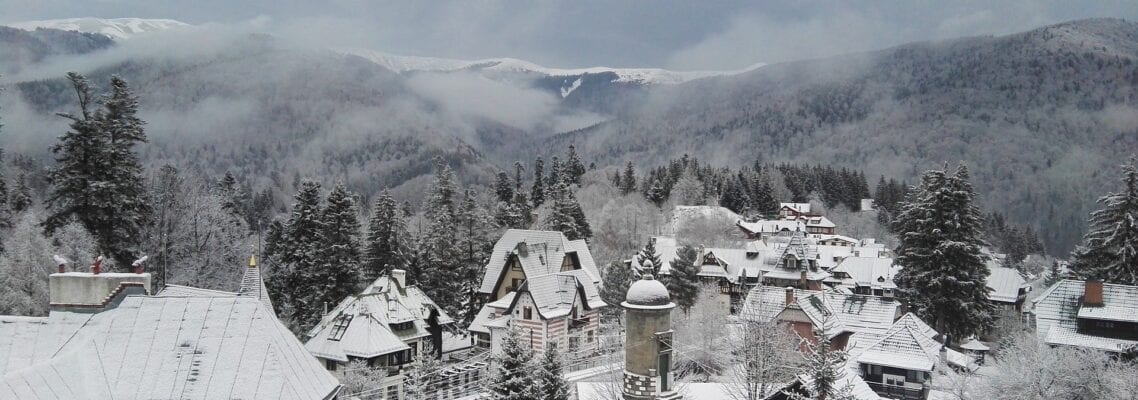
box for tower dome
[623,275,673,308]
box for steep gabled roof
[831,257,898,290]
[508,270,606,320]
[238,256,275,313]
[0,297,340,400]
[305,274,452,360]
[478,230,600,294]
[986,267,1029,304]
[1033,279,1138,352]
[856,325,940,372]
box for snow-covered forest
[2,8,1138,400]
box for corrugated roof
[831,257,898,290]
[0,297,339,400]
[305,274,452,360]
[1033,280,1138,353]
[986,267,1028,304]
[478,230,601,294]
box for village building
[778,203,816,218]
[830,257,900,297]
[1032,279,1138,355]
[0,257,340,400]
[303,269,461,400]
[469,230,605,356]
[985,266,1031,311]
[621,275,683,400]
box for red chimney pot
[785,287,795,306]
[1084,279,1104,307]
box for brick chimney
[50,271,152,311]
[1084,279,1104,307]
[392,269,407,289]
[785,287,795,306]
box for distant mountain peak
[7,17,191,40]
[341,48,765,85]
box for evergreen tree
[543,182,590,240]
[599,261,633,317]
[893,164,994,343]
[455,190,494,328]
[547,156,563,188]
[664,245,701,313]
[318,182,363,306]
[636,238,663,276]
[646,179,666,207]
[536,346,570,400]
[565,145,586,187]
[620,161,637,196]
[268,180,325,331]
[495,171,514,204]
[0,148,8,232]
[11,174,32,213]
[786,314,854,400]
[720,175,751,214]
[491,327,536,400]
[363,190,404,283]
[45,73,151,267]
[754,178,779,217]
[672,167,705,206]
[419,159,465,320]
[1045,260,1063,287]
[405,343,444,399]
[531,157,546,208]
[1069,159,1138,285]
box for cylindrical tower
[622,274,682,400]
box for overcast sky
[2,0,1136,70]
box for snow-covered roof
[510,269,607,318]
[623,277,672,308]
[780,203,811,214]
[156,284,237,298]
[831,257,898,290]
[736,218,805,235]
[787,293,851,339]
[740,286,900,339]
[630,236,678,275]
[817,234,859,245]
[1033,280,1138,353]
[804,216,836,229]
[305,273,453,360]
[986,267,1029,304]
[856,325,940,371]
[478,229,600,294]
[0,297,339,400]
[155,257,276,314]
[740,286,811,323]
[699,247,764,284]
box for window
[328,314,353,341]
[587,330,595,343]
[524,307,533,320]
[511,278,525,291]
[1096,320,1115,329]
[325,359,337,371]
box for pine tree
[720,175,751,214]
[754,178,779,217]
[664,245,701,313]
[45,73,151,267]
[565,145,586,187]
[531,157,546,208]
[600,261,633,314]
[543,182,590,240]
[495,171,514,204]
[620,162,637,196]
[455,190,494,328]
[10,174,32,213]
[491,327,536,400]
[636,238,663,276]
[363,189,404,283]
[216,171,242,217]
[536,346,570,400]
[317,182,363,310]
[893,164,994,343]
[268,180,325,331]
[419,159,464,320]
[547,156,563,188]
[1070,159,1138,285]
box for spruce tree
[1070,159,1138,285]
[536,346,570,400]
[547,156,563,188]
[455,190,494,328]
[268,180,325,331]
[363,189,404,283]
[543,182,590,240]
[491,327,536,400]
[646,179,666,207]
[11,174,32,213]
[893,164,994,343]
[318,182,363,309]
[786,314,854,400]
[664,245,701,313]
[419,159,464,319]
[565,145,586,187]
[720,176,751,214]
[531,157,546,207]
[0,149,9,231]
[637,239,663,276]
[600,261,633,315]
[620,161,637,195]
[495,171,514,203]
[45,73,151,267]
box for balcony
[864,381,928,400]
[569,316,589,330]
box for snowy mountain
[344,48,763,86]
[7,18,190,40]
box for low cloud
[406,71,559,131]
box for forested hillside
[2,18,1137,253]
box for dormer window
[328,314,353,341]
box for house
[1,258,340,400]
[1032,279,1138,354]
[302,269,458,399]
[736,218,805,239]
[986,267,1031,311]
[761,231,830,290]
[470,230,606,356]
[740,286,901,349]
[778,203,815,218]
[830,257,899,297]
[803,216,837,235]
[853,320,940,400]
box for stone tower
[622,272,682,400]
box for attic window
[328,314,353,341]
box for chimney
[785,287,795,306]
[392,269,407,288]
[799,270,807,287]
[91,256,103,275]
[131,255,148,274]
[1084,279,1104,307]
